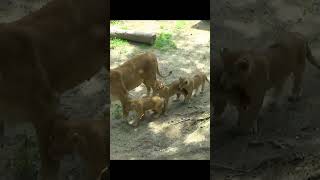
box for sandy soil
[0,1,107,179]
[212,0,320,179]
[110,20,210,160]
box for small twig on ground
[172,116,210,125]
[212,162,250,173]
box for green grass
[110,20,128,30]
[112,104,123,119]
[110,38,129,49]
[154,32,177,51]
[110,20,123,25]
[175,21,187,30]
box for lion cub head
[127,96,165,126]
[179,77,193,94]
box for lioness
[127,96,165,127]
[0,0,108,179]
[111,52,172,119]
[48,119,108,180]
[155,80,185,112]
[178,71,209,102]
[220,32,320,134]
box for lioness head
[219,48,252,91]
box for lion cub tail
[306,43,320,70]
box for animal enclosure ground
[212,0,320,179]
[110,20,210,160]
[0,1,107,179]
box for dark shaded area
[211,0,320,179]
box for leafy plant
[110,38,129,49]
[112,104,122,119]
[154,32,177,51]
[175,21,187,30]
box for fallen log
[110,27,156,45]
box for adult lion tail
[306,43,320,69]
[156,58,172,78]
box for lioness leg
[201,79,206,93]
[269,80,285,110]
[289,68,304,102]
[238,95,264,135]
[120,95,130,120]
[35,119,60,180]
[213,96,227,125]
[143,80,154,96]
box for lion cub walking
[179,71,210,102]
[128,96,165,126]
[156,80,185,112]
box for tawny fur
[110,52,171,119]
[155,80,185,112]
[127,96,165,127]
[178,71,209,102]
[0,0,107,179]
[220,31,320,134]
[48,119,109,180]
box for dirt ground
[0,1,107,179]
[110,20,210,160]
[212,0,320,179]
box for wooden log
[110,27,156,45]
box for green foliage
[112,104,122,119]
[154,32,177,51]
[175,21,187,30]
[110,38,129,49]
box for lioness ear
[237,58,249,71]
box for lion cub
[179,72,209,102]
[48,119,108,180]
[128,96,165,126]
[155,80,185,112]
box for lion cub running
[179,71,210,102]
[127,96,165,126]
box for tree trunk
[110,28,156,45]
